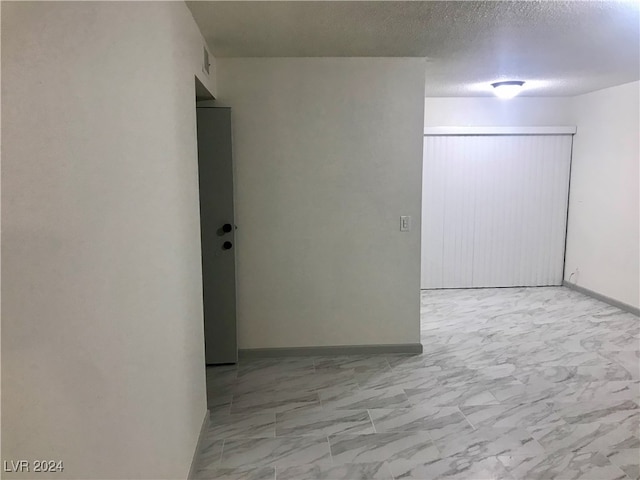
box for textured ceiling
[187,1,640,96]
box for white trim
[424,126,577,136]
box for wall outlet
[568,267,580,284]
[400,216,411,232]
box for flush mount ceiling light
[491,80,525,99]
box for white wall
[424,97,573,127]
[565,81,640,309]
[216,58,426,349]
[2,2,214,478]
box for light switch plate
[400,216,411,232]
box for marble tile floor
[193,287,639,480]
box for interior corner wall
[422,90,639,310]
[2,2,214,478]
[564,81,640,309]
[216,58,426,349]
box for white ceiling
[187,1,640,96]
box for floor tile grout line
[326,434,335,466]
[367,409,377,433]
[455,404,479,431]
[218,439,225,467]
[227,392,235,416]
[419,424,443,460]
[383,355,393,373]
[272,411,278,438]
[385,460,396,480]
[597,448,635,480]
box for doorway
[194,79,239,413]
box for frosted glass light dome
[491,80,525,99]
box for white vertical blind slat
[421,134,573,289]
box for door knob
[222,241,233,250]
[222,223,233,233]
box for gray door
[196,106,238,365]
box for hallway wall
[2,2,214,478]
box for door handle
[222,241,233,250]
[222,223,233,233]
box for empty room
[2,1,639,480]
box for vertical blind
[421,134,573,289]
